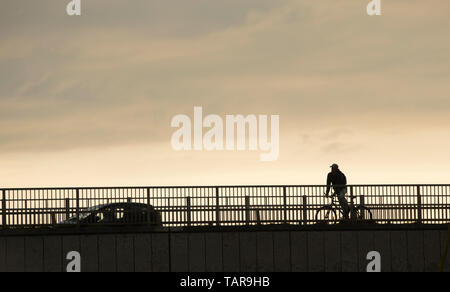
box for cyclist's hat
[330,163,339,169]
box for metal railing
[1,184,449,228]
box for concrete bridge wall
[0,227,449,272]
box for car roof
[64,202,157,222]
[82,202,150,212]
[95,202,149,208]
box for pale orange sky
[1,0,450,187]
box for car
[60,203,162,226]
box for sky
[0,0,449,187]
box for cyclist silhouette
[324,164,350,219]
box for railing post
[186,196,191,227]
[245,196,250,225]
[350,186,354,205]
[302,195,308,225]
[283,187,287,224]
[2,190,6,228]
[146,188,151,226]
[349,186,357,220]
[215,187,220,226]
[417,186,422,224]
[51,212,56,225]
[76,189,80,224]
[24,200,28,226]
[65,199,70,219]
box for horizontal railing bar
[2,184,450,191]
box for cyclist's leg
[337,188,350,219]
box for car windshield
[78,205,106,220]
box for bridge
[1,184,450,227]
[0,184,449,272]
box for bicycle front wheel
[315,206,337,225]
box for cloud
[0,0,283,38]
[0,0,449,168]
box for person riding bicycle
[324,164,350,219]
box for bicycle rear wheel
[354,205,373,221]
[315,206,338,224]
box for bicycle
[315,192,373,224]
